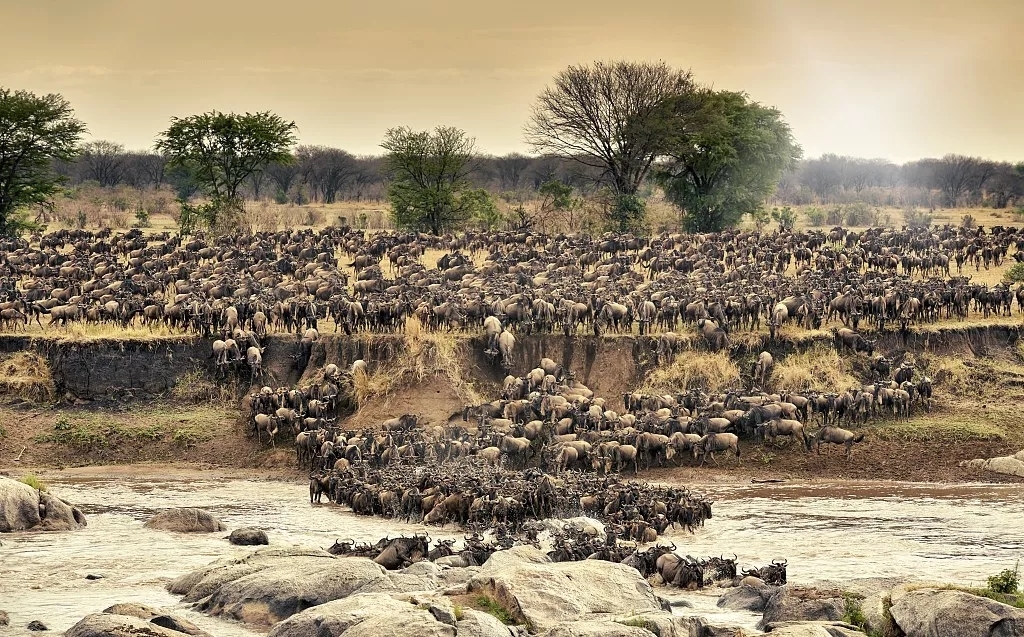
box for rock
[0,610,8,626]
[388,560,442,593]
[761,621,865,636]
[718,584,773,612]
[169,547,334,601]
[888,588,1024,637]
[543,619,654,636]
[428,602,458,626]
[456,609,515,637]
[687,617,747,637]
[195,556,394,626]
[145,508,224,533]
[27,620,48,631]
[962,450,1024,478]
[86,574,105,580]
[469,546,663,633]
[66,613,203,637]
[229,527,269,545]
[0,476,86,532]
[267,593,454,637]
[759,586,845,629]
[100,603,210,636]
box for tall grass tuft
[642,351,740,393]
[773,346,860,393]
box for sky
[2,0,1022,162]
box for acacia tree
[655,90,801,232]
[525,60,698,230]
[0,88,86,235]
[79,140,126,186]
[156,110,296,231]
[381,126,483,234]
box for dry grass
[874,414,1007,443]
[354,318,484,406]
[0,352,56,402]
[773,346,861,393]
[641,351,740,393]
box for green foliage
[844,202,873,226]
[655,90,802,232]
[134,205,151,228]
[156,110,296,230]
[750,206,771,230]
[988,563,1020,595]
[467,189,503,230]
[804,206,826,227]
[19,474,48,492]
[474,595,516,625]
[452,605,465,621]
[903,207,933,229]
[771,205,797,231]
[607,193,647,232]
[1004,263,1024,284]
[0,88,87,236]
[842,594,868,631]
[382,126,481,234]
[172,427,212,447]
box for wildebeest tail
[853,432,865,443]
[735,445,741,458]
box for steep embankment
[1,325,1023,482]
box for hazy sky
[3,0,1022,162]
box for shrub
[988,563,1020,595]
[826,206,845,226]
[961,214,978,229]
[771,206,797,231]
[804,206,826,227]
[842,594,868,631]
[474,595,516,625]
[1004,262,1024,284]
[903,207,933,229]
[750,206,771,231]
[844,202,872,226]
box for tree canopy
[525,60,697,229]
[381,126,485,234]
[654,90,801,232]
[156,110,296,230]
[0,88,86,236]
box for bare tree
[931,154,979,207]
[525,60,697,197]
[493,153,532,191]
[266,157,300,198]
[79,140,126,187]
[297,146,358,203]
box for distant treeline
[57,142,1023,211]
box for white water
[2,476,1022,635]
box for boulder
[145,508,224,533]
[761,621,865,636]
[888,588,1024,637]
[100,604,209,636]
[718,584,773,612]
[194,556,394,626]
[543,619,655,636]
[0,610,8,626]
[759,587,845,629]
[168,547,335,600]
[388,560,442,593]
[469,545,662,633]
[962,450,1024,478]
[27,620,49,631]
[267,593,454,637]
[0,477,86,532]
[66,613,201,637]
[455,609,515,637]
[229,527,269,545]
[687,617,748,637]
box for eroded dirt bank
[1,326,1023,483]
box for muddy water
[2,477,1023,635]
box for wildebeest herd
[0,224,1022,355]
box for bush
[903,207,933,229]
[770,206,797,231]
[804,206,826,227]
[988,563,1020,595]
[826,206,845,226]
[1004,263,1024,284]
[961,214,978,229]
[844,202,873,226]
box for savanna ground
[3,196,1024,484]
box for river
[2,475,1023,635]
